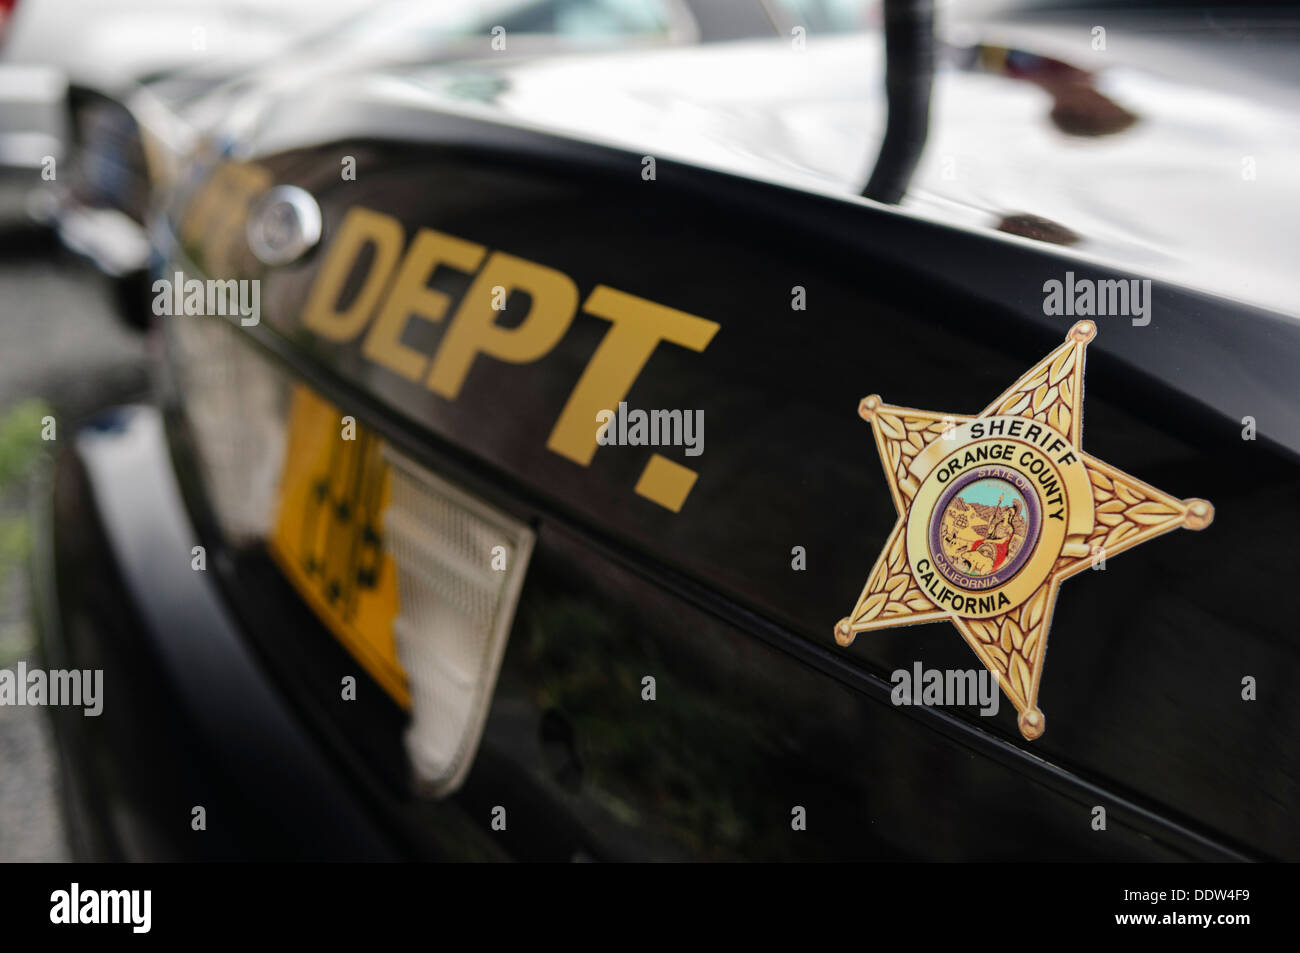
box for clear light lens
[383,447,535,796]
[168,315,288,544]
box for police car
[34,2,1300,860]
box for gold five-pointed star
[834,321,1213,740]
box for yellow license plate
[268,385,410,708]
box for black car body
[35,5,1300,860]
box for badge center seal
[903,416,1092,619]
[929,467,1040,589]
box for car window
[770,0,875,32]
[501,0,673,36]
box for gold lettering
[302,208,405,342]
[546,285,719,466]
[426,252,578,398]
[362,229,486,380]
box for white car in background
[0,0,875,276]
[0,0,369,168]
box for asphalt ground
[0,180,150,861]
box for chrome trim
[246,184,322,266]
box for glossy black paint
[37,407,401,860]
[150,110,1300,859]
[40,401,1251,861]
[46,29,1300,858]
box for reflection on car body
[29,1,1300,862]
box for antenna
[862,0,935,204]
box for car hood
[217,14,1298,318]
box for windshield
[292,0,675,60]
